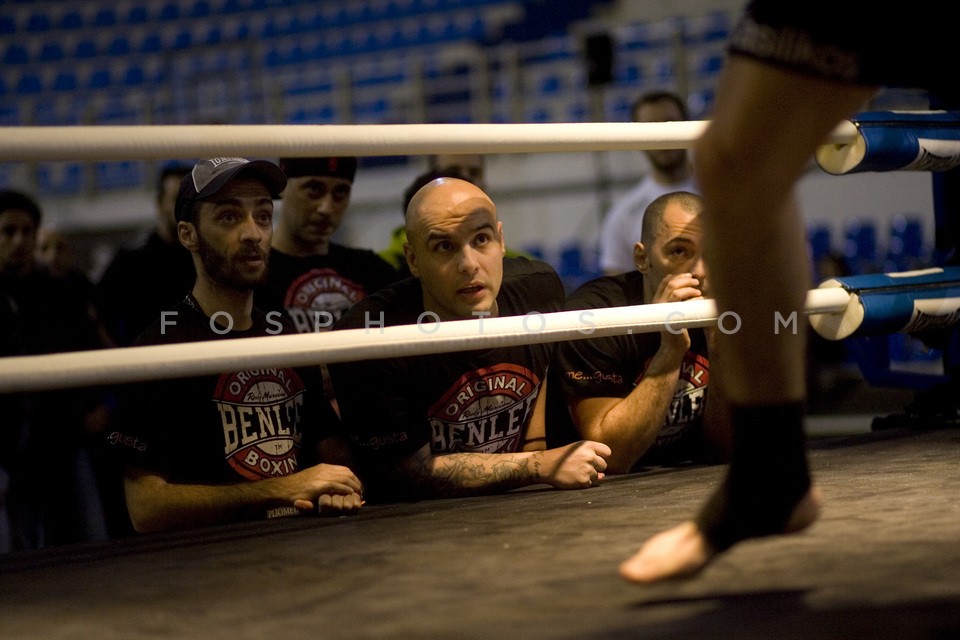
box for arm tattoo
[399,449,540,498]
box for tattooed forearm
[400,450,545,498]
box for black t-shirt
[108,295,340,485]
[550,271,710,467]
[255,244,401,334]
[95,232,196,347]
[0,267,107,466]
[329,257,565,490]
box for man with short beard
[598,91,698,276]
[107,158,362,534]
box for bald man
[329,178,610,501]
[550,192,733,475]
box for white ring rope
[0,121,860,162]
[0,288,852,393]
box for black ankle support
[695,402,811,552]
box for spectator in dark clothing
[95,162,195,347]
[0,189,110,552]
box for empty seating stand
[0,0,729,194]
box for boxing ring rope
[2,113,959,394]
[0,289,852,393]
[0,120,860,161]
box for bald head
[405,177,496,241]
[641,190,703,246]
[402,177,505,321]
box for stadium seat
[87,66,112,91]
[52,70,79,92]
[93,7,118,27]
[170,26,193,49]
[0,15,15,35]
[106,35,132,56]
[38,41,65,62]
[2,43,30,65]
[37,162,85,196]
[884,214,927,272]
[58,9,84,30]
[25,12,52,32]
[32,97,84,125]
[137,30,164,54]
[121,62,146,87]
[125,5,151,24]
[843,218,879,275]
[202,24,224,45]
[158,2,181,21]
[73,38,98,59]
[15,71,43,95]
[0,103,21,126]
[189,0,213,19]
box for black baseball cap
[174,157,287,222]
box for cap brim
[197,160,287,200]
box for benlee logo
[427,364,540,454]
[638,351,709,443]
[213,368,307,481]
[284,268,367,332]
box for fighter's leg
[621,56,876,583]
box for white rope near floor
[0,289,853,393]
[0,120,860,161]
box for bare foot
[619,486,822,584]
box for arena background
[0,0,935,295]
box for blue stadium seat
[73,38,98,59]
[25,12,52,32]
[189,0,213,19]
[843,219,878,274]
[37,162,85,196]
[125,5,151,24]
[15,71,43,95]
[95,160,148,191]
[287,104,338,124]
[0,15,15,35]
[222,0,245,14]
[52,70,79,92]
[158,2,181,21]
[2,43,30,65]
[93,7,118,27]
[538,73,563,95]
[87,66,113,91]
[137,30,164,54]
[33,98,84,125]
[0,103,21,126]
[106,35,132,56]
[694,52,724,77]
[121,62,146,87]
[615,63,642,85]
[201,24,224,45]
[567,100,588,121]
[59,9,84,30]
[38,41,65,62]
[172,27,194,50]
[650,55,675,83]
[884,214,927,272]
[557,242,601,292]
